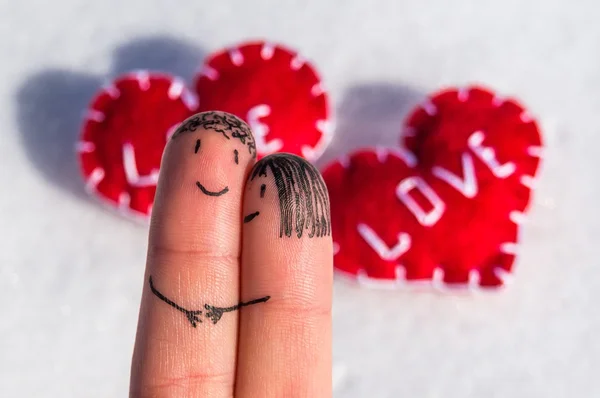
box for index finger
[130,112,257,397]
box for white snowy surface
[1,0,599,396]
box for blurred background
[1,0,599,396]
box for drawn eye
[194,139,200,154]
[260,184,266,198]
[234,149,239,165]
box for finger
[235,153,333,397]
[130,111,257,397]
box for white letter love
[359,130,520,262]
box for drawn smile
[196,181,229,197]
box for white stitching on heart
[395,265,407,283]
[311,82,325,97]
[355,269,402,289]
[134,70,150,91]
[260,42,275,60]
[509,211,526,225]
[199,65,219,81]
[422,100,437,116]
[432,267,445,290]
[493,267,513,286]
[333,242,340,255]
[165,123,180,141]
[527,146,543,158]
[520,175,536,189]
[167,78,184,100]
[291,55,306,70]
[75,141,95,153]
[375,147,389,163]
[335,266,512,291]
[118,192,131,212]
[229,48,244,66]
[468,270,481,289]
[85,109,105,123]
[492,95,504,107]
[165,78,198,111]
[500,242,518,255]
[85,168,105,193]
[102,82,120,98]
[520,111,533,123]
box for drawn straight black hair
[250,154,331,238]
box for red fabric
[78,72,196,218]
[194,41,330,160]
[323,86,543,288]
[404,86,543,212]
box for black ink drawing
[196,182,229,197]
[149,276,203,327]
[247,154,331,238]
[172,111,257,159]
[185,113,252,196]
[149,276,270,327]
[204,297,271,324]
[243,211,260,223]
[192,136,229,197]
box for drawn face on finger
[171,111,257,196]
[243,153,331,239]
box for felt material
[195,41,331,160]
[403,86,543,212]
[323,87,543,288]
[79,72,196,217]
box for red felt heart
[194,41,332,161]
[322,86,543,289]
[403,86,543,213]
[78,41,332,220]
[78,71,197,219]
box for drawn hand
[130,112,333,397]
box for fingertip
[150,111,257,252]
[243,153,332,240]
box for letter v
[432,153,478,198]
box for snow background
[1,0,599,396]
